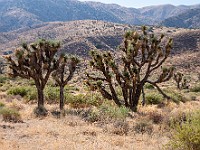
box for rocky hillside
[161,8,200,28]
[0,0,199,32]
[1,20,200,57]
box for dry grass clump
[133,120,154,135]
[0,107,22,123]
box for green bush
[0,107,21,122]
[0,101,5,107]
[190,84,200,92]
[166,111,200,150]
[44,86,60,103]
[25,88,37,102]
[164,89,188,103]
[66,93,102,108]
[145,92,163,105]
[0,75,8,84]
[98,102,130,120]
[144,83,155,89]
[7,86,29,97]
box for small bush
[112,121,129,135]
[148,112,163,124]
[0,107,22,123]
[144,83,155,89]
[0,75,8,84]
[166,111,200,150]
[134,121,153,135]
[99,102,130,121]
[44,86,59,103]
[164,89,188,103]
[7,86,29,97]
[66,93,102,108]
[145,92,163,105]
[0,101,5,107]
[25,88,37,102]
[83,109,100,122]
[190,84,200,92]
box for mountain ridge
[0,0,200,32]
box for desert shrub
[70,102,130,123]
[7,86,29,97]
[66,93,102,108]
[44,86,60,103]
[33,106,48,117]
[148,111,163,124]
[164,89,188,103]
[112,121,129,135]
[99,102,130,120]
[190,84,200,92]
[145,92,163,105]
[0,101,5,107]
[25,88,37,102]
[0,75,8,84]
[134,120,153,135]
[166,111,200,150]
[83,109,100,122]
[0,107,21,123]
[144,83,155,89]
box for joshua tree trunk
[37,87,44,107]
[59,86,64,110]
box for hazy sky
[79,0,200,8]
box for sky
[79,0,200,8]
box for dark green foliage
[86,27,173,111]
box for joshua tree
[173,72,183,89]
[52,55,79,110]
[86,27,174,111]
[5,39,61,110]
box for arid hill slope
[0,20,200,57]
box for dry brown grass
[0,91,200,150]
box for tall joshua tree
[52,55,79,110]
[5,39,61,109]
[86,26,174,111]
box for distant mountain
[161,8,200,28]
[0,0,199,32]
